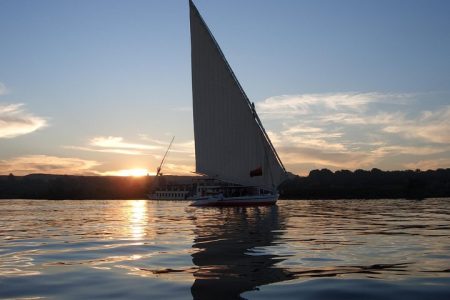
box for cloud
[160,163,195,175]
[0,155,100,176]
[89,136,161,150]
[0,103,48,138]
[171,140,195,155]
[404,158,450,171]
[0,154,192,177]
[320,111,403,125]
[63,146,144,155]
[65,136,195,176]
[257,92,450,174]
[280,147,375,169]
[65,136,163,156]
[371,145,448,157]
[257,92,410,119]
[137,136,195,155]
[382,106,450,144]
[268,130,376,174]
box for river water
[0,199,449,299]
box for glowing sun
[112,168,150,177]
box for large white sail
[189,0,286,190]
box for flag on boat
[250,167,263,177]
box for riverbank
[1,168,449,200]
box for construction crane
[156,136,175,176]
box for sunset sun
[115,168,150,177]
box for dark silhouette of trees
[0,174,153,199]
[279,168,450,199]
[0,169,449,200]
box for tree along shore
[0,168,449,200]
[280,168,450,199]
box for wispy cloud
[98,165,194,177]
[320,111,404,125]
[171,140,195,155]
[138,135,195,155]
[89,136,161,150]
[0,155,100,176]
[382,106,450,144]
[136,137,195,173]
[404,158,450,171]
[371,145,448,157]
[268,130,376,173]
[160,163,195,175]
[279,149,375,171]
[65,136,163,155]
[0,103,48,138]
[63,146,144,155]
[258,92,450,174]
[257,92,411,119]
[65,135,195,176]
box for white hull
[191,194,278,207]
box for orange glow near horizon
[103,168,155,177]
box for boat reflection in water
[190,205,290,299]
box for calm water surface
[1,199,449,299]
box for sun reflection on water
[128,200,148,240]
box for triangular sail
[189,0,286,190]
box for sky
[1,0,450,176]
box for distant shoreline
[1,168,449,200]
[1,197,449,201]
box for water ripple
[0,199,449,299]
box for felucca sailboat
[189,0,287,206]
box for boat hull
[190,194,278,207]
